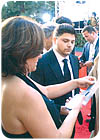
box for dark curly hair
[2,16,44,76]
[56,16,73,25]
[53,23,76,38]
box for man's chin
[63,53,70,57]
[65,52,70,55]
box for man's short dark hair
[56,16,73,25]
[43,25,56,38]
[54,23,76,37]
[82,25,96,34]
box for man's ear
[92,31,95,36]
[53,37,57,44]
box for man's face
[54,33,75,57]
[82,31,95,43]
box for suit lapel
[47,50,64,82]
[87,43,90,60]
[94,38,99,58]
[69,55,78,79]
[47,50,79,82]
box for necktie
[63,59,71,81]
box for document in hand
[65,80,99,110]
[82,80,99,105]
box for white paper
[82,80,99,105]
[65,80,99,110]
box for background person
[42,23,56,53]
[2,16,95,138]
[88,12,98,27]
[79,25,99,75]
[56,16,73,25]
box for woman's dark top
[2,73,62,138]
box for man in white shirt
[79,25,99,75]
[30,24,82,138]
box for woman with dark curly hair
[2,16,95,138]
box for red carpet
[74,100,91,138]
[74,56,91,138]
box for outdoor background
[1,0,99,51]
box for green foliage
[1,1,55,23]
[75,33,86,48]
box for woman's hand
[60,97,72,115]
[60,106,69,115]
[65,94,85,111]
[76,76,96,88]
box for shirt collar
[93,36,98,46]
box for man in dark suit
[79,25,99,75]
[30,24,81,138]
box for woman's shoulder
[2,75,27,95]
[2,75,43,115]
[2,75,41,102]
[2,76,44,136]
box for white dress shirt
[53,48,75,97]
[89,36,98,61]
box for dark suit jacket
[80,38,99,63]
[30,49,80,106]
[30,49,83,130]
[79,38,99,74]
